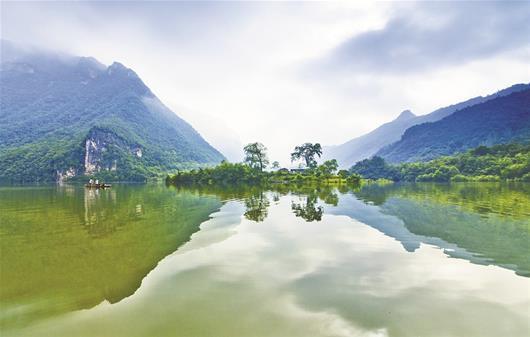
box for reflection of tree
[317,187,338,206]
[289,186,338,222]
[353,182,530,277]
[353,183,391,205]
[291,194,323,222]
[244,192,270,222]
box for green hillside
[324,83,529,168]
[0,42,224,182]
[351,143,530,182]
[377,88,530,163]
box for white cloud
[1,1,528,166]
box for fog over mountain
[378,87,530,163]
[324,83,530,168]
[0,40,224,181]
[2,1,529,165]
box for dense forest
[323,83,530,168]
[378,88,530,163]
[0,42,224,183]
[351,143,530,182]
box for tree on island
[244,142,269,172]
[272,161,280,169]
[318,159,338,180]
[291,143,322,169]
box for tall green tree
[244,142,269,171]
[291,143,322,169]
[319,159,339,178]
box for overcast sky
[1,1,529,164]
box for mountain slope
[324,83,530,168]
[377,89,530,163]
[0,41,224,182]
[323,109,417,168]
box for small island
[167,142,530,187]
[167,142,362,187]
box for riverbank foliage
[167,142,362,187]
[166,161,362,186]
[350,143,530,182]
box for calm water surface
[1,183,529,337]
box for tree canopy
[318,159,339,178]
[291,143,322,169]
[243,142,269,171]
[351,143,530,182]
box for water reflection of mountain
[201,182,529,277]
[0,185,221,328]
[182,183,529,278]
[333,183,530,277]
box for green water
[0,183,529,337]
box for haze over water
[1,183,529,337]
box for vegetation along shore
[167,142,530,186]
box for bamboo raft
[85,183,112,189]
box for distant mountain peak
[395,110,415,121]
[78,56,105,69]
[107,61,138,78]
[0,48,225,182]
[323,83,529,169]
[109,61,126,70]
[377,88,530,163]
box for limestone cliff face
[56,168,77,183]
[84,128,142,175]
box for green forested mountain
[377,88,530,163]
[0,41,224,182]
[323,83,529,168]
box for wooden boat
[85,183,112,189]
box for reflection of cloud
[13,194,530,337]
[278,294,389,337]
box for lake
[1,182,529,337]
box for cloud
[1,1,529,165]
[322,1,530,74]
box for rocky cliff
[0,41,225,182]
[83,128,142,175]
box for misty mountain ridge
[377,87,530,163]
[0,40,224,182]
[324,83,530,168]
[395,109,415,121]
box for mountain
[0,41,224,182]
[324,83,530,168]
[377,88,530,163]
[323,109,418,168]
